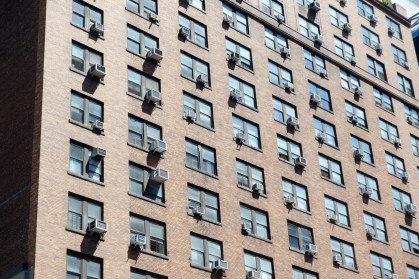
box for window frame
[226,37,253,70]
[71,41,103,75]
[329,6,349,29]
[70,91,103,129]
[357,0,374,18]
[179,13,208,48]
[181,51,211,87]
[244,251,274,278]
[334,36,355,61]
[392,187,412,212]
[69,140,103,182]
[362,26,380,48]
[240,203,271,240]
[66,250,102,279]
[229,75,257,109]
[190,233,223,269]
[405,105,419,126]
[190,0,205,11]
[364,211,388,242]
[340,69,360,92]
[308,81,332,112]
[408,265,419,279]
[400,226,419,254]
[67,193,103,233]
[128,115,162,151]
[370,252,393,279]
[187,184,220,223]
[233,114,261,149]
[72,0,103,34]
[129,162,165,203]
[398,73,414,97]
[379,118,399,142]
[222,3,249,34]
[282,178,310,211]
[386,17,402,39]
[265,27,288,52]
[296,0,315,8]
[126,0,158,18]
[287,221,314,251]
[299,16,320,40]
[345,101,368,129]
[292,267,318,279]
[127,24,159,57]
[325,196,350,227]
[277,135,303,163]
[303,49,326,74]
[130,267,167,279]
[313,117,338,147]
[183,92,213,128]
[392,45,407,65]
[357,171,380,201]
[273,97,298,124]
[319,154,344,185]
[385,152,406,177]
[351,136,373,164]
[262,0,284,18]
[331,237,357,270]
[268,60,293,89]
[130,214,167,255]
[185,139,217,176]
[127,66,161,100]
[236,159,265,194]
[367,56,387,81]
[374,88,393,112]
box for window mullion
[140,0,145,16]
[286,141,291,161]
[256,256,261,273]
[145,220,151,250]
[83,98,89,125]
[84,6,89,29]
[83,147,89,176]
[82,258,87,279]
[340,242,345,265]
[192,60,197,79]
[195,100,201,123]
[82,201,88,231]
[328,160,332,179]
[244,122,249,145]
[84,49,89,73]
[232,12,237,28]
[298,227,303,249]
[198,145,203,170]
[278,67,283,87]
[248,165,252,184]
[204,239,209,267]
[200,190,206,208]
[251,209,256,234]
[141,75,146,98]
[190,22,196,43]
[144,169,149,195]
[140,33,145,56]
[143,123,148,148]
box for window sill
[183,38,209,51]
[318,141,340,151]
[126,49,162,67]
[270,81,295,95]
[190,263,219,274]
[359,159,376,168]
[227,59,254,74]
[185,165,219,179]
[234,139,263,153]
[265,45,292,60]
[237,184,268,198]
[278,157,297,167]
[273,118,300,132]
[286,205,312,215]
[399,90,416,100]
[70,22,104,40]
[67,171,105,186]
[387,172,406,182]
[187,212,222,226]
[180,74,212,90]
[228,25,251,38]
[381,138,400,149]
[403,249,419,258]
[126,92,163,109]
[183,117,215,132]
[235,101,259,113]
[337,265,359,274]
[69,119,105,135]
[65,226,105,241]
[320,176,345,188]
[341,86,363,98]
[331,23,352,37]
[370,237,390,246]
[359,192,382,204]
[127,142,165,159]
[305,67,329,80]
[375,104,395,115]
[289,247,317,259]
[128,191,167,207]
[327,220,352,231]
[346,119,369,132]
[135,248,168,260]
[186,4,207,14]
[407,122,419,130]
[315,105,334,114]
[395,61,410,71]
[125,7,160,26]
[69,67,105,84]
[243,232,272,244]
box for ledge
[370,237,390,245]
[270,81,296,95]
[289,247,317,259]
[128,191,167,207]
[243,232,272,244]
[305,67,329,80]
[228,60,255,74]
[190,263,212,273]
[237,184,267,198]
[136,248,168,260]
[183,116,215,132]
[65,226,105,241]
[127,142,165,159]
[403,249,419,258]
[70,22,104,40]
[285,204,312,215]
[235,101,259,112]
[274,118,300,132]
[320,176,345,188]
[234,139,263,153]
[395,208,416,219]
[69,119,105,135]
[183,38,210,51]
[228,25,251,38]
[67,171,105,186]
[375,103,395,115]
[187,212,222,226]
[126,91,163,109]
[185,165,219,179]
[327,220,352,231]
[69,67,105,85]
[125,7,160,26]
[337,265,359,274]
[181,74,212,90]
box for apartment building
[1,0,419,278]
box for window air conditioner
[392,137,401,148]
[212,259,228,272]
[230,89,242,102]
[252,183,264,194]
[354,86,364,96]
[287,116,299,128]
[150,139,167,154]
[333,255,342,265]
[90,22,104,36]
[284,196,295,205]
[223,14,233,24]
[369,14,379,24]
[360,185,373,196]
[317,68,327,77]
[313,34,324,44]
[366,228,375,237]
[150,168,169,183]
[285,82,294,92]
[185,110,197,122]
[280,47,290,58]
[405,203,418,215]
[88,219,108,234]
[316,132,326,143]
[92,120,104,131]
[179,26,190,37]
[193,206,205,217]
[327,214,338,223]
[235,132,245,145]
[242,223,251,234]
[275,14,285,23]
[148,12,159,22]
[228,52,241,63]
[91,147,106,159]
[388,26,395,35]
[305,244,318,256]
[353,148,364,159]
[146,89,161,104]
[247,270,262,279]
[197,74,208,85]
[309,1,321,12]
[88,64,107,79]
[310,94,321,105]
[146,48,164,63]
[349,115,358,124]
[295,156,307,167]
[343,23,352,33]
[349,56,358,65]
[401,172,409,181]
[130,234,146,249]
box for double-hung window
[236,159,265,192]
[185,139,216,175]
[127,66,160,100]
[386,17,402,39]
[340,69,360,91]
[229,75,257,109]
[409,266,419,279]
[188,185,220,222]
[325,196,349,226]
[179,14,207,47]
[71,41,103,74]
[126,0,157,17]
[362,26,380,48]
[181,52,210,86]
[70,92,103,128]
[351,136,373,163]
[190,234,222,268]
[226,38,253,70]
[329,7,348,29]
[308,82,332,111]
[222,4,248,34]
[299,16,320,40]
[183,93,213,128]
[379,119,399,142]
[128,115,162,150]
[130,214,166,254]
[370,252,393,278]
[288,221,314,251]
[282,179,309,211]
[129,163,164,203]
[392,45,407,65]
[269,60,292,88]
[374,88,393,112]
[364,212,387,242]
[345,101,367,128]
[331,238,356,269]
[313,117,337,147]
[262,0,284,18]
[367,56,386,81]
[385,152,406,177]
[265,27,287,52]
[334,37,354,60]
[240,204,270,239]
[392,187,412,211]
[357,0,373,18]
[357,171,379,200]
[131,268,167,279]
[69,141,103,182]
[127,25,158,57]
[319,154,343,185]
[304,49,326,74]
[273,97,297,123]
[68,194,103,232]
[411,135,419,155]
[67,250,102,279]
[72,0,103,33]
[405,105,419,126]
[233,115,261,149]
[191,0,205,11]
[292,267,318,279]
[400,227,419,254]
[277,135,302,163]
[244,252,274,278]
[398,74,414,97]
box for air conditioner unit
[360,185,373,196]
[197,74,208,85]
[401,172,409,181]
[284,195,295,205]
[354,86,364,96]
[247,270,262,279]
[340,0,347,4]
[405,203,418,215]
[287,116,299,128]
[366,228,375,237]
[90,22,104,36]
[309,1,321,12]
[228,52,241,63]
[223,14,233,24]
[305,244,318,256]
[275,14,285,23]
[235,132,245,145]
[242,223,251,234]
[369,14,379,24]
[328,214,338,223]
[313,34,324,44]
[179,26,190,37]
[333,254,342,265]
[316,132,326,143]
[230,89,242,102]
[88,64,107,79]
[150,139,167,154]
[280,47,290,58]
[185,110,197,122]
[181,0,193,4]
[392,137,401,147]
[88,219,108,234]
[374,43,384,53]
[285,82,294,92]
[146,48,164,63]
[407,116,414,124]
[349,115,358,123]
[252,183,264,194]
[310,94,322,105]
[317,68,327,77]
[349,56,358,65]
[150,168,169,183]
[295,156,307,167]
[92,120,104,131]
[388,26,396,35]
[91,147,106,159]
[146,89,161,103]
[148,12,159,22]
[391,274,399,279]
[353,148,364,159]
[193,206,205,217]
[212,259,228,272]
[130,234,146,249]
[402,61,410,69]
[343,23,352,33]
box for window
[126,0,157,17]
[131,268,167,279]
[329,7,348,28]
[367,56,386,81]
[405,105,419,126]
[236,159,265,193]
[127,66,160,99]
[269,60,293,88]
[70,92,103,128]
[386,17,402,39]
[362,26,380,47]
[386,152,406,177]
[179,14,207,47]
[265,27,287,51]
[67,250,102,279]
[319,154,343,184]
[401,227,419,254]
[262,0,284,18]
[244,252,274,279]
[331,238,356,269]
[308,81,332,111]
[130,214,166,254]
[277,135,302,163]
[190,234,222,268]
[226,38,253,70]
[240,204,270,239]
[313,117,337,147]
[183,93,213,128]
[370,252,393,278]
[69,141,103,182]
[296,0,315,8]
[374,88,393,112]
[282,178,309,211]
[229,75,257,109]
[411,135,419,155]
[273,97,297,123]
[345,101,367,128]
[222,4,248,34]
[340,69,360,91]
[398,74,414,96]
[233,115,261,149]
[357,171,380,200]
[304,49,326,73]
[288,221,314,251]
[181,52,210,86]
[72,0,103,32]
[71,41,103,74]
[128,115,162,150]
[325,196,349,226]
[127,25,158,56]
[392,187,412,211]
[299,16,320,39]
[292,267,318,279]
[334,37,354,60]
[408,265,419,279]
[68,194,103,231]
[379,119,399,142]
[188,185,220,222]
[392,45,407,64]
[364,212,387,242]
[129,163,164,203]
[191,0,204,10]
[185,139,216,175]
[351,136,373,163]
[357,0,373,17]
